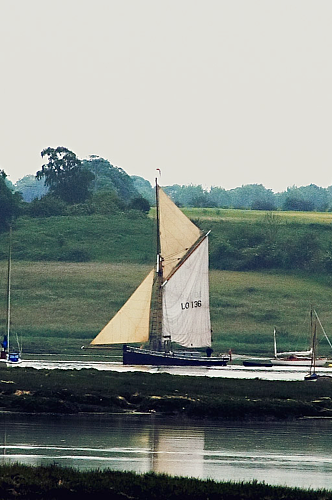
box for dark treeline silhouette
[159,182,332,212]
[14,174,332,212]
[6,150,332,217]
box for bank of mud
[0,367,332,420]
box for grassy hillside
[1,261,332,357]
[0,214,155,263]
[181,207,332,224]
[0,209,332,357]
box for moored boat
[271,311,330,368]
[88,177,230,366]
[1,226,22,366]
[242,359,272,367]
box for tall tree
[82,156,139,201]
[36,147,95,204]
[0,170,21,231]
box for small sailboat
[1,226,22,365]
[89,178,230,366]
[304,318,320,381]
[270,327,315,366]
[271,310,329,367]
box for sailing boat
[90,179,230,366]
[271,310,329,367]
[1,226,22,365]
[304,316,320,380]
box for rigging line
[313,309,332,349]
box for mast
[156,178,161,266]
[149,179,164,351]
[273,328,277,358]
[312,322,317,374]
[6,225,12,354]
[309,308,317,375]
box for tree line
[2,146,332,231]
[162,183,332,212]
[1,147,151,230]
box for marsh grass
[0,464,330,499]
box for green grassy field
[1,209,332,357]
[0,261,332,357]
[154,206,332,224]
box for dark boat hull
[123,346,229,366]
[243,360,272,367]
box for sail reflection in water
[0,414,332,490]
[151,426,204,478]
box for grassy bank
[1,210,332,357]
[0,214,155,263]
[1,261,332,356]
[0,464,331,499]
[0,368,332,419]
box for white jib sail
[91,269,154,345]
[162,237,211,348]
[158,188,202,279]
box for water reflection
[0,414,331,490]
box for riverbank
[0,464,331,499]
[1,367,332,420]
[2,258,332,359]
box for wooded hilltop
[2,147,332,222]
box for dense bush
[204,218,332,273]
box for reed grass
[0,464,330,499]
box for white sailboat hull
[271,357,327,367]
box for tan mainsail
[90,185,212,351]
[91,270,154,345]
[158,188,202,279]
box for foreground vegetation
[0,368,332,419]
[0,464,331,499]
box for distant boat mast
[6,225,12,352]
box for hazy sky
[1,0,332,192]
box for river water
[0,413,331,490]
[17,357,332,381]
[3,358,332,490]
